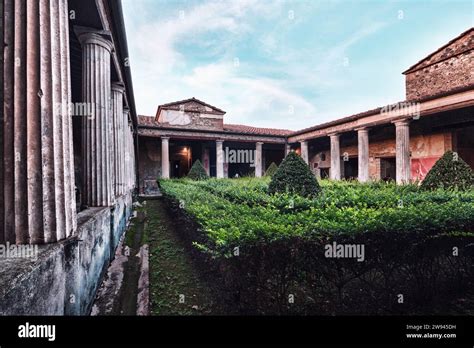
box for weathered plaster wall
[138,138,161,194]
[0,193,133,315]
[405,31,474,100]
[157,100,224,130]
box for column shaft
[395,120,411,184]
[285,144,291,157]
[357,128,369,183]
[255,142,263,177]
[330,134,341,180]
[300,141,309,164]
[26,0,44,243]
[3,0,15,243]
[13,0,28,243]
[51,0,66,240]
[161,137,170,179]
[112,83,124,195]
[216,140,224,178]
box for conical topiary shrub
[265,162,278,177]
[268,151,321,197]
[421,151,474,190]
[187,159,209,180]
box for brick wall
[405,30,474,100]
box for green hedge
[187,159,209,180]
[269,151,321,197]
[159,178,474,314]
[421,151,474,190]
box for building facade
[138,28,474,189]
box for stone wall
[405,30,474,100]
[0,192,133,315]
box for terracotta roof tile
[137,116,292,136]
[223,124,293,136]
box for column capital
[74,26,114,52]
[161,136,170,141]
[216,139,224,144]
[256,141,264,145]
[392,118,411,127]
[355,127,369,132]
[299,140,307,144]
[328,132,340,138]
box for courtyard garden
[149,152,474,315]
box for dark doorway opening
[380,157,396,181]
[320,168,330,179]
[343,158,358,180]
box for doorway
[380,157,396,181]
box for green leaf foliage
[421,151,474,191]
[264,162,278,177]
[268,151,321,197]
[187,159,209,180]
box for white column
[357,128,370,183]
[255,142,263,177]
[161,137,170,179]
[394,119,411,184]
[285,144,291,157]
[330,133,341,180]
[216,140,224,178]
[300,140,309,164]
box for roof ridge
[403,27,474,74]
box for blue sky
[122,0,473,130]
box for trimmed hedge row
[159,178,474,314]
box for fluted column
[394,119,411,184]
[357,128,370,183]
[330,133,341,180]
[3,0,15,244]
[77,27,114,206]
[122,107,129,192]
[112,83,125,196]
[161,137,170,179]
[2,0,76,244]
[255,142,263,177]
[300,140,309,164]
[216,140,224,178]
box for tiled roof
[223,124,293,136]
[137,116,292,136]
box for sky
[122,0,474,131]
